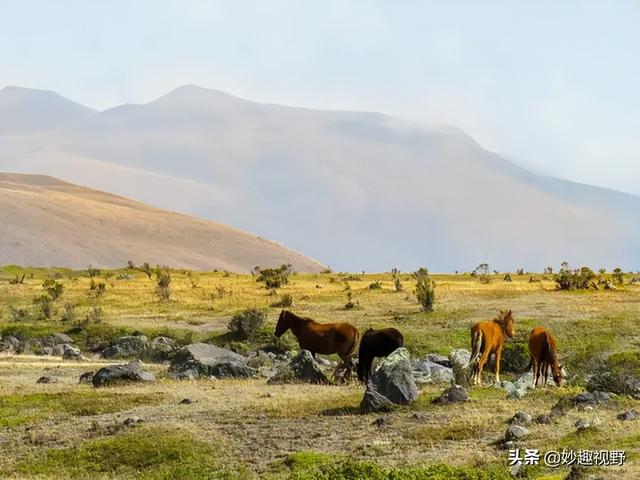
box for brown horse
[274,310,360,375]
[528,327,562,387]
[357,328,404,384]
[469,309,516,385]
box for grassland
[0,266,639,479]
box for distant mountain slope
[0,85,638,271]
[0,173,325,272]
[0,86,95,134]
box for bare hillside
[0,173,325,272]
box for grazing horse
[357,328,404,384]
[274,310,359,376]
[527,327,562,387]
[469,309,516,385]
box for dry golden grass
[1,267,639,478]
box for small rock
[62,344,82,360]
[123,417,143,427]
[432,385,469,405]
[372,416,388,428]
[179,398,194,404]
[617,409,638,421]
[412,412,426,422]
[79,371,94,383]
[36,375,57,384]
[535,414,552,425]
[359,386,394,413]
[50,333,73,345]
[510,411,533,425]
[505,424,529,441]
[423,353,451,367]
[574,417,601,431]
[92,361,155,387]
[170,343,253,379]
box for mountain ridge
[1,85,638,271]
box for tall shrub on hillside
[412,267,435,312]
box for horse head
[274,310,290,338]
[499,309,516,338]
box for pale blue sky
[1,0,639,195]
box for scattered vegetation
[471,263,491,284]
[412,267,435,312]
[271,293,293,308]
[42,278,64,300]
[554,262,597,290]
[391,268,403,291]
[155,268,172,302]
[255,264,292,290]
[227,308,265,340]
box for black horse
[357,327,404,384]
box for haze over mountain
[1,85,638,272]
[0,173,324,272]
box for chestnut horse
[469,309,516,385]
[274,310,360,375]
[357,327,404,384]
[527,327,562,387]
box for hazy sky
[1,0,639,195]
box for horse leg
[543,362,549,387]
[476,349,491,386]
[535,361,542,387]
[494,348,502,385]
[531,359,538,388]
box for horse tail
[468,328,483,366]
[348,327,361,361]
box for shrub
[9,306,30,323]
[503,273,512,282]
[612,267,624,286]
[344,292,358,310]
[368,281,382,290]
[472,263,491,284]
[227,308,265,339]
[270,293,293,308]
[412,267,435,312]
[86,265,101,278]
[89,279,106,297]
[42,279,64,300]
[139,262,153,279]
[255,264,292,289]
[500,342,530,373]
[391,268,403,291]
[155,269,172,302]
[33,295,54,320]
[554,262,597,290]
[60,303,77,323]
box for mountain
[0,86,95,134]
[1,85,638,272]
[0,173,325,272]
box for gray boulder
[509,411,533,425]
[423,353,451,367]
[370,348,418,405]
[170,343,253,379]
[1,335,20,352]
[587,371,640,398]
[505,424,529,441]
[36,374,57,384]
[102,335,149,359]
[79,371,94,383]
[62,344,82,360]
[413,359,455,386]
[92,361,155,387]
[267,350,327,384]
[359,386,394,413]
[433,385,469,405]
[449,349,472,387]
[49,333,73,345]
[617,409,638,421]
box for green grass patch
[0,391,163,428]
[13,427,248,479]
[272,450,512,480]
